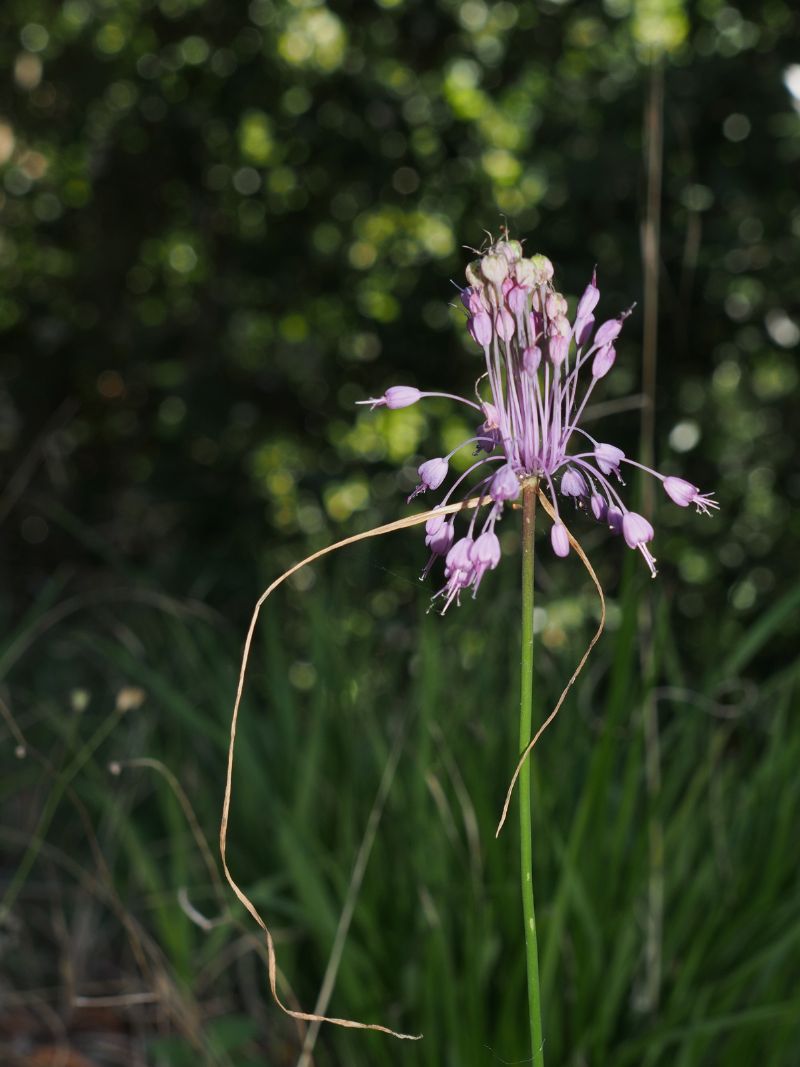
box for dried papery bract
[221,496,498,1041]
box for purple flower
[418,457,448,491]
[591,344,616,379]
[435,536,476,612]
[523,345,542,374]
[490,464,520,503]
[594,443,625,477]
[358,234,717,608]
[622,512,657,578]
[469,312,493,347]
[576,272,600,319]
[359,385,421,410]
[590,494,608,522]
[663,476,718,514]
[606,506,624,536]
[561,468,588,498]
[551,523,570,558]
[574,315,595,347]
[425,513,454,554]
[495,307,516,341]
[470,530,502,593]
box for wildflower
[359,235,717,609]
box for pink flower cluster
[360,237,717,611]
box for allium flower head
[360,234,718,611]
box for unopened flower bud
[592,344,616,378]
[468,311,493,346]
[495,307,515,340]
[523,345,542,374]
[384,386,421,408]
[574,314,594,346]
[507,284,529,315]
[549,335,568,366]
[590,494,608,521]
[551,522,570,557]
[594,309,631,347]
[576,272,600,319]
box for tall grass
[2,546,799,1065]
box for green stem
[520,480,544,1066]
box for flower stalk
[519,478,545,1066]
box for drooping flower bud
[594,318,623,347]
[481,253,509,286]
[489,464,520,502]
[622,511,654,550]
[461,286,485,315]
[495,307,515,341]
[470,530,502,592]
[574,314,595,347]
[522,345,542,374]
[590,494,608,521]
[468,311,493,346]
[592,344,616,379]
[576,270,600,319]
[425,514,455,556]
[561,468,588,498]
[358,385,421,410]
[418,457,448,491]
[595,443,625,476]
[548,335,568,366]
[606,506,623,535]
[409,456,449,501]
[507,284,529,315]
[551,522,570,557]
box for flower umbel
[360,235,718,610]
